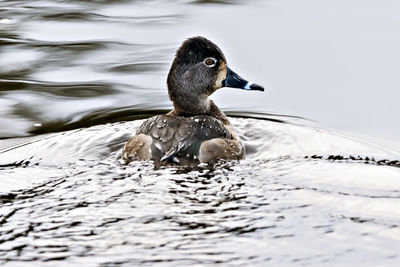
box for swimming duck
[123,36,264,166]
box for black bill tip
[246,82,264,91]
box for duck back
[136,114,232,163]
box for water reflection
[0,0,179,138]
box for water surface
[1,0,400,266]
[1,118,400,266]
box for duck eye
[204,57,216,67]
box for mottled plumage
[137,114,231,161]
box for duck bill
[223,67,264,91]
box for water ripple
[0,118,399,265]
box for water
[1,119,400,265]
[1,0,400,266]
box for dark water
[1,0,400,266]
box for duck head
[167,36,264,115]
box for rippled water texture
[1,0,400,266]
[1,118,400,266]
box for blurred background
[0,0,399,141]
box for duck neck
[170,98,229,124]
[172,94,211,115]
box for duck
[122,36,264,167]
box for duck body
[123,101,244,167]
[122,36,263,166]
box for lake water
[0,0,400,266]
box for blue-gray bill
[223,67,265,91]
